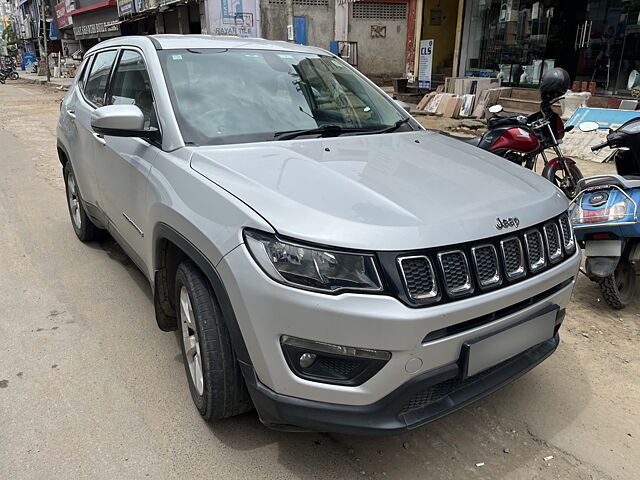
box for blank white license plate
[463,308,558,378]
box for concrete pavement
[0,81,638,480]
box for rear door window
[83,50,118,107]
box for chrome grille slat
[472,245,501,288]
[559,213,576,254]
[438,250,473,296]
[524,230,546,272]
[544,222,562,262]
[398,256,438,301]
[501,237,526,279]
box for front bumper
[242,334,559,435]
[217,242,579,430]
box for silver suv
[57,35,580,434]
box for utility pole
[40,0,50,81]
[286,0,295,43]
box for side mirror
[91,105,160,141]
[395,100,412,113]
[488,104,503,114]
[578,121,600,132]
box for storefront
[459,0,640,96]
[72,0,121,50]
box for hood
[190,131,568,251]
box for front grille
[395,214,574,306]
[438,250,472,296]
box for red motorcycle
[448,68,583,199]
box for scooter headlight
[244,229,383,293]
[572,198,630,224]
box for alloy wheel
[180,286,204,396]
[66,173,82,229]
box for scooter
[570,119,640,309]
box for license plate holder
[585,240,622,257]
[461,306,558,379]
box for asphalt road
[0,81,638,480]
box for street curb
[16,76,71,91]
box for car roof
[88,35,330,56]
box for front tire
[597,258,636,309]
[542,161,583,199]
[175,260,252,421]
[63,162,104,242]
[9,72,18,80]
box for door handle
[574,24,582,49]
[92,132,106,146]
[67,109,76,119]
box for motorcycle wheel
[597,258,636,309]
[0,76,4,85]
[10,72,18,80]
[542,162,583,199]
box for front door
[93,49,160,269]
[571,0,626,94]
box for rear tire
[175,260,252,421]
[63,162,104,242]
[9,72,18,80]
[597,258,636,309]
[542,161,583,199]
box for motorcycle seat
[487,113,527,129]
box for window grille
[352,1,407,20]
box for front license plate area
[462,307,558,378]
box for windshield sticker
[172,54,183,60]
[364,106,371,112]
[278,54,294,59]
[331,59,344,68]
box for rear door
[93,49,160,268]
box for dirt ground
[0,81,638,480]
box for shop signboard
[73,21,120,37]
[208,0,260,37]
[418,39,433,90]
[134,0,157,13]
[117,0,135,16]
[55,1,73,29]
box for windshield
[158,49,409,145]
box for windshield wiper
[275,124,371,141]
[357,117,412,135]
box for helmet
[539,67,570,101]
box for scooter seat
[579,174,640,191]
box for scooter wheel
[0,77,4,85]
[597,258,636,309]
[10,72,19,80]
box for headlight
[571,198,630,224]
[244,229,383,293]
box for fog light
[299,353,317,368]
[280,335,391,386]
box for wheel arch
[57,141,70,167]
[152,222,252,367]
